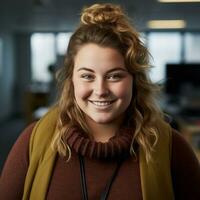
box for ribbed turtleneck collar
[65,127,133,160]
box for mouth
[88,100,116,107]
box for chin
[90,115,116,124]
[92,118,112,124]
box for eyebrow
[77,67,127,73]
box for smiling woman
[0,3,200,200]
[72,44,133,141]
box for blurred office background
[0,0,200,171]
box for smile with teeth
[89,100,115,106]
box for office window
[31,32,72,82]
[31,33,56,82]
[147,33,182,83]
[140,32,147,45]
[56,32,72,55]
[185,33,200,62]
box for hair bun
[81,4,124,26]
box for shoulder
[13,122,37,155]
[1,122,37,171]
[0,122,36,199]
[171,128,200,166]
[16,122,36,147]
[171,128,200,199]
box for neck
[86,117,123,143]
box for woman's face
[72,43,133,125]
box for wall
[0,33,15,122]
[13,33,31,116]
[0,32,31,122]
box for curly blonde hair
[52,3,163,162]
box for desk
[24,91,49,123]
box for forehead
[74,43,125,72]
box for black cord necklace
[78,154,123,200]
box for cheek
[73,81,92,100]
[114,79,133,100]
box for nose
[93,78,109,97]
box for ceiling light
[158,0,200,3]
[147,20,186,29]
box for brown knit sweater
[0,123,200,200]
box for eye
[80,74,94,81]
[106,73,124,81]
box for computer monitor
[165,63,200,96]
